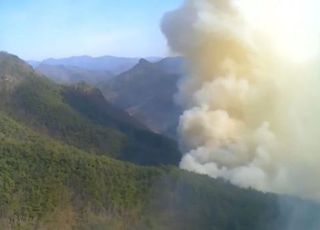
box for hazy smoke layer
[162,0,320,199]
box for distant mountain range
[29,55,162,74]
[33,54,185,138]
[35,63,114,85]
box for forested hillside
[1,52,320,230]
[35,56,185,138]
[0,52,180,166]
[1,124,319,229]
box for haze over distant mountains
[35,64,114,85]
[32,54,186,138]
[29,55,162,74]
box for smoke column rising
[162,0,320,199]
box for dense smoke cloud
[162,0,320,199]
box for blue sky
[0,0,183,60]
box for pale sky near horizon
[0,0,183,60]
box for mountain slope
[0,52,180,166]
[0,52,35,92]
[35,63,114,85]
[0,110,161,229]
[34,56,185,138]
[99,58,183,138]
[37,55,140,75]
[156,56,185,75]
[1,125,319,230]
[62,83,180,165]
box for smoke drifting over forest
[162,0,320,200]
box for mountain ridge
[29,55,163,75]
[35,63,114,85]
[99,57,183,138]
[0,52,181,166]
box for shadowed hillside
[99,58,184,138]
[34,55,185,138]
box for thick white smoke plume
[162,0,320,199]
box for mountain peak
[0,51,26,64]
[0,51,33,69]
[0,52,34,88]
[129,58,154,72]
[137,58,151,66]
